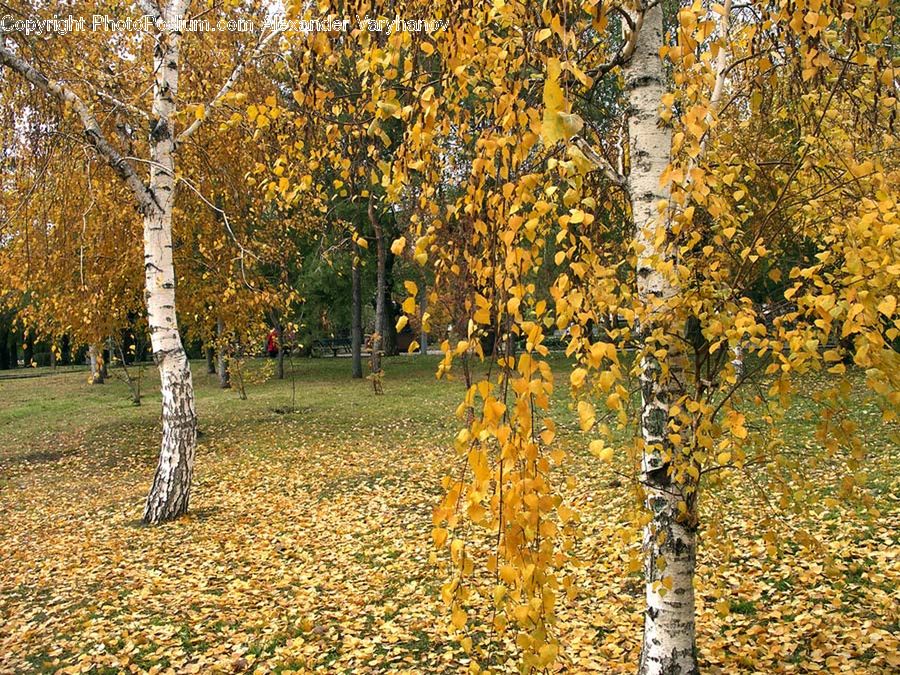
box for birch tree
[0,0,279,523]
[365,0,900,671]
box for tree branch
[0,45,154,212]
[176,27,282,145]
[571,135,628,187]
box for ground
[0,357,897,674]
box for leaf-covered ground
[0,358,897,673]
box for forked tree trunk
[625,4,698,674]
[351,239,364,379]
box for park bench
[311,337,353,357]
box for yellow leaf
[432,527,448,547]
[577,400,596,431]
[570,368,587,388]
[451,608,467,630]
[391,237,407,255]
[395,316,409,332]
[589,440,613,462]
[877,295,896,317]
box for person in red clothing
[266,329,278,358]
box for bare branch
[587,8,644,87]
[94,90,150,121]
[571,135,628,187]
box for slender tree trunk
[0,324,9,370]
[276,337,285,379]
[8,329,18,368]
[23,331,34,366]
[625,5,698,674]
[206,346,216,374]
[217,317,230,389]
[101,341,110,379]
[369,198,386,375]
[272,316,285,380]
[419,290,428,355]
[141,203,197,524]
[141,1,198,525]
[383,249,397,356]
[351,239,364,378]
[61,334,71,366]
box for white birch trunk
[731,344,744,377]
[141,0,197,525]
[89,344,104,384]
[624,4,698,673]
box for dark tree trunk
[205,347,215,374]
[23,331,34,366]
[60,334,71,365]
[7,329,18,368]
[383,250,397,356]
[369,198,386,376]
[351,239,364,378]
[273,317,285,380]
[217,317,230,389]
[0,325,9,370]
[419,289,428,355]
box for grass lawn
[0,356,897,673]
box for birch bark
[623,4,698,673]
[89,344,104,384]
[141,0,197,524]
